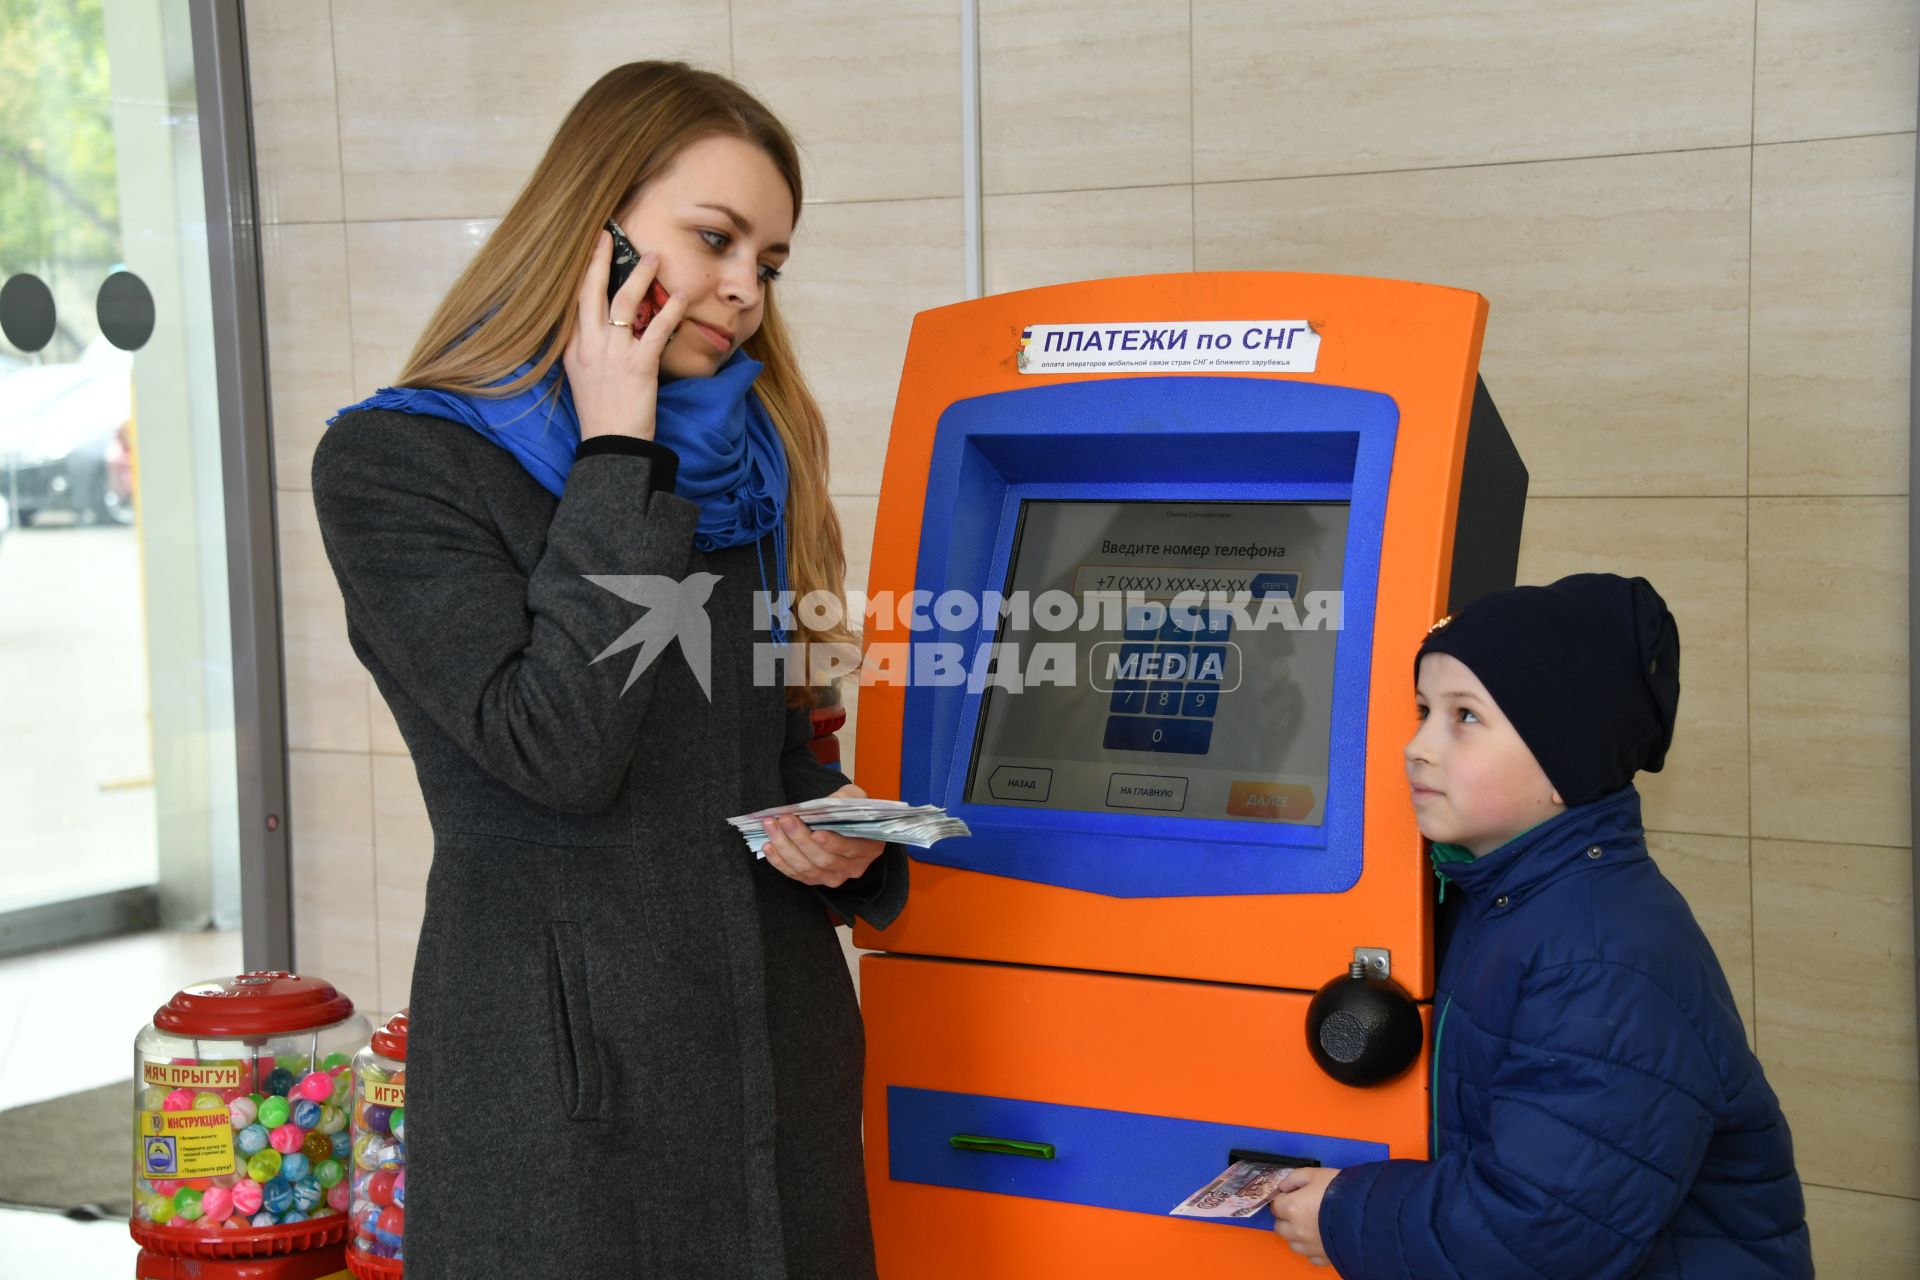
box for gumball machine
[347,1010,409,1277]
[131,971,369,1279]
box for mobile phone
[605,219,670,331]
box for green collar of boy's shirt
[1430,818,1566,901]
[1430,842,1476,902]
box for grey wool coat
[311,407,907,1279]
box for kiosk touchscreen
[852,273,1525,1277]
[966,499,1346,828]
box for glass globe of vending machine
[131,972,368,1259]
[347,1009,409,1277]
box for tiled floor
[0,1206,138,1277]
[0,927,243,1275]
[0,927,242,1111]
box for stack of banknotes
[730,796,970,857]
[1171,1160,1298,1219]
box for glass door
[0,0,243,954]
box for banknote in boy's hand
[1170,1160,1294,1219]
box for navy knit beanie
[1414,573,1681,807]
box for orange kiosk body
[852,273,1526,1277]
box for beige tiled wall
[247,1,1918,1267]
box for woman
[312,62,906,1279]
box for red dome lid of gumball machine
[131,972,367,1260]
[154,971,357,1039]
[369,1009,408,1062]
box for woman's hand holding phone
[605,219,671,331]
[564,228,689,443]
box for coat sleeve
[311,411,700,814]
[1318,960,1722,1280]
[777,702,910,930]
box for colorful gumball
[392,1168,405,1207]
[316,1104,347,1135]
[330,1130,352,1160]
[258,1096,291,1129]
[201,1186,233,1221]
[270,1122,304,1154]
[174,1188,204,1222]
[263,1068,295,1098]
[235,1122,269,1156]
[230,1179,263,1215]
[191,1091,224,1112]
[303,1130,332,1163]
[293,1176,323,1212]
[322,1052,351,1072]
[291,1098,322,1130]
[261,1176,292,1216]
[362,1103,390,1135]
[314,1158,344,1189]
[250,1210,278,1228]
[376,1204,404,1242]
[298,1072,334,1104]
[280,1152,310,1184]
[328,1071,352,1106]
[245,1149,281,1183]
[229,1096,258,1129]
[390,1107,405,1141]
[352,1133,379,1172]
[162,1088,194,1112]
[368,1168,396,1208]
[150,1178,180,1197]
[150,1193,176,1225]
[327,1182,350,1212]
[282,1209,308,1224]
[140,1085,169,1110]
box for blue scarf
[332,350,790,642]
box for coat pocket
[546,921,607,1121]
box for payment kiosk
[852,273,1525,1276]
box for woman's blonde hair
[396,62,854,705]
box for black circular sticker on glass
[0,273,57,353]
[97,270,155,351]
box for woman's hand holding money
[1269,1166,1338,1267]
[760,783,887,888]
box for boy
[1269,574,1811,1278]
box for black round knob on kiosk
[1306,960,1424,1086]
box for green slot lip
[950,1133,1056,1160]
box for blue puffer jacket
[1319,788,1812,1278]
